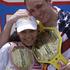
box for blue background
[0,3,70,30]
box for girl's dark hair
[8,31,21,42]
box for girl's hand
[58,60,70,70]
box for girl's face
[18,29,37,47]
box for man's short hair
[26,0,51,4]
[45,0,52,2]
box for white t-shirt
[0,42,34,70]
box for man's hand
[7,9,30,23]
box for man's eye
[36,4,43,9]
[29,9,35,14]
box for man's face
[26,0,57,26]
[18,29,37,47]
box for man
[26,0,70,70]
[26,0,58,27]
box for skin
[26,0,58,27]
[58,60,70,70]
[17,29,38,47]
[0,17,15,48]
[60,64,70,70]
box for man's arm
[0,18,16,48]
[0,9,30,48]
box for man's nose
[33,9,41,17]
